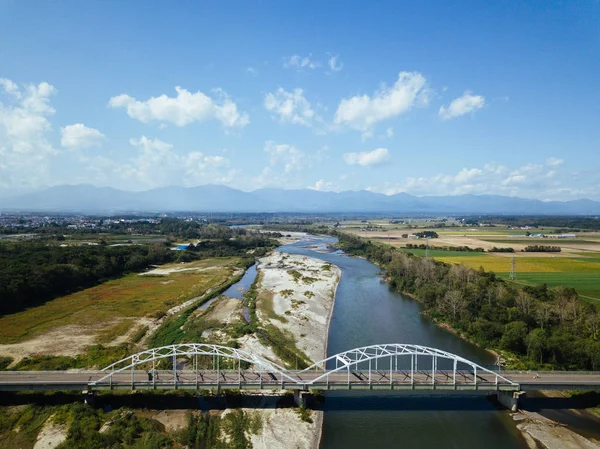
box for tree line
[523,245,561,253]
[336,232,600,370]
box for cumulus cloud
[124,136,232,187]
[251,141,312,189]
[0,78,58,193]
[283,54,321,70]
[343,148,390,167]
[264,88,317,127]
[61,123,105,150]
[108,86,249,128]
[307,179,341,192]
[0,78,20,97]
[328,54,343,72]
[439,91,485,120]
[546,157,564,167]
[368,158,593,200]
[263,140,307,173]
[334,71,429,132]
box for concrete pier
[496,390,525,411]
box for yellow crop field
[434,255,600,274]
[0,257,241,344]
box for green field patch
[497,272,600,302]
[572,251,600,258]
[0,258,241,344]
[400,248,486,257]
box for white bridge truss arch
[299,343,517,386]
[93,343,298,386]
[91,343,518,389]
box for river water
[278,235,527,449]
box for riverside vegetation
[336,232,600,370]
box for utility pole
[425,239,430,258]
[509,255,516,280]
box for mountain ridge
[1,184,599,215]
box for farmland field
[398,248,486,258]
[0,257,242,345]
[497,272,600,303]
[432,255,600,273]
[369,227,600,302]
[481,238,598,245]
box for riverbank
[513,410,600,449]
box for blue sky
[1,0,599,200]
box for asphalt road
[0,370,599,390]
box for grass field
[399,248,487,258]
[0,257,241,344]
[573,252,600,258]
[497,272,600,303]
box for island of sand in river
[192,249,341,449]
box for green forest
[336,232,600,370]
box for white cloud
[369,158,593,200]
[386,127,394,138]
[0,78,58,193]
[546,157,564,167]
[308,179,341,192]
[251,141,311,189]
[263,140,307,173]
[439,91,485,120]
[124,136,232,187]
[343,148,390,167]
[264,88,319,127]
[283,54,321,70]
[60,123,105,150]
[0,79,20,97]
[108,86,249,128]
[328,54,343,72]
[334,71,429,132]
[246,67,258,76]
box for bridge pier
[496,390,525,411]
[293,390,308,407]
[82,390,96,406]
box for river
[278,235,528,449]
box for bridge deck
[0,370,599,392]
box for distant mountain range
[1,184,599,215]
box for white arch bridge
[2,344,600,398]
[90,343,519,392]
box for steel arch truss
[91,343,518,389]
[92,343,297,385]
[301,344,518,386]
